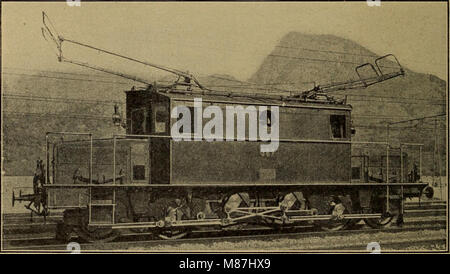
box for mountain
[250,32,446,175]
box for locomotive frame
[33,86,429,242]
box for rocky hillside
[250,32,446,175]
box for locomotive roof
[163,91,352,111]
[126,86,353,110]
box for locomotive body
[36,85,428,241]
[141,90,352,185]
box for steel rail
[3,223,446,251]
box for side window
[131,108,150,134]
[330,115,346,138]
[154,105,168,133]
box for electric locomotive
[11,12,432,242]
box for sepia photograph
[0,0,448,258]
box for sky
[1,2,448,81]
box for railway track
[2,222,446,251]
[2,200,447,251]
[2,215,446,250]
[4,216,445,241]
[324,238,446,252]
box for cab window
[154,105,168,133]
[131,107,150,134]
[330,115,346,138]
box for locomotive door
[149,102,170,184]
[351,155,369,183]
[130,141,150,184]
[128,103,152,184]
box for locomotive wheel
[363,200,398,229]
[222,192,251,219]
[55,223,73,242]
[157,229,189,240]
[317,196,352,231]
[319,216,362,231]
[345,218,363,229]
[363,205,394,229]
[76,210,120,243]
[363,215,394,229]
[318,218,351,231]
